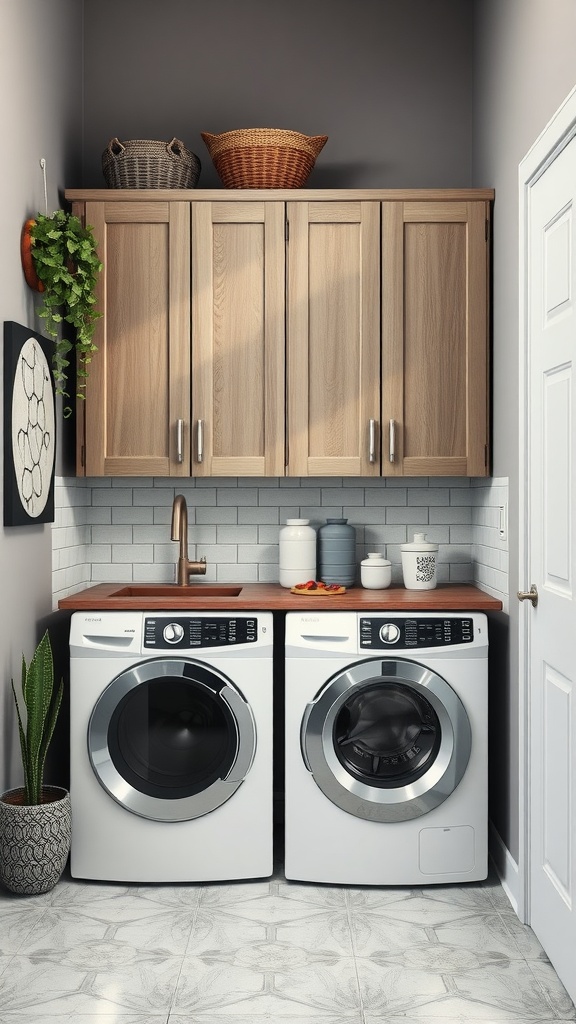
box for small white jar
[401,533,439,590]
[278,519,317,588]
[360,552,392,590]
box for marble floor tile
[0,1016,168,1023]
[527,959,576,1018]
[0,905,48,954]
[499,911,550,961]
[0,1016,169,1023]
[0,953,182,1015]
[172,954,362,1016]
[0,864,573,1024]
[168,1017,364,1024]
[355,956,558,1019]
[185,903,353,958]
[168,1016,364,1023]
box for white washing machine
[70,610,273,882]
[285,611,488,886]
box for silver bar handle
[197,418,204,463]
[369,419,377,463]
[389,418,396,463]
[176,419,184,463]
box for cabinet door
[81,201,190,476]
[192,202,285,477]
[286,202,381,476]
[382,201,489,477]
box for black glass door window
[107,674,238,800]
[333,681,441,787]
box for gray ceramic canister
[318,518,357,586]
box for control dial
[379,622,400,644]
[163,622,184,644]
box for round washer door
[301,658,471,822]
[88,658,256,821]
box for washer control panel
[360,617,474,649]
[144,616,258,649]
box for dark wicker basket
[201,128,328,189]
[102,137,201,189]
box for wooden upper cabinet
[191,202,285,476]
[286,201,381,476]
[381,200,490,477]
[67,189,492,480]
[78,201,190,476]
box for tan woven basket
[102,137,201,189]
[201,128,328,189]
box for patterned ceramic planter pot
[0,786,71,895]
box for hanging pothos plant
[21,210,103,416]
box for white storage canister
[317,518,357,586]
[401,532,439,590]
[278,519,317,588]
[360,552,392,590]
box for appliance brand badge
[85,617,102,622]
[301,616,320,622]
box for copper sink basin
[111,585,243,598]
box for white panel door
[528,135,576,1002]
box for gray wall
[82,0,474,189]
[0,0,82,793]
[473,0,576,860]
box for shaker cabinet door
[80,201,190,477]
[381,200,490,477]
[286,201,381,476]
[191,201,285,477]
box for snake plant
[11,631,63,805]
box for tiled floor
[0,845,574,1024]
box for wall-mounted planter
[20,218,44,292]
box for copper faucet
[171,494,207,586]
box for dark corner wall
[81,0,474,189]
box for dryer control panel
[360,617,474,649]
[144,616,258,649]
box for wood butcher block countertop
[58,582,502,612]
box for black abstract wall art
[3,321,56,526]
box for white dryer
[70,611,273,882]
[285,611,488,886]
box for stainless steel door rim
[301,658,472,822]
[88,658,256,822]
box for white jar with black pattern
[401,533,439,590]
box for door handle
[196,419,204,463]
[176,419,184,463]
[389,419,396,463]
[368,419,377,463]
[517,584,538,607]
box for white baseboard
[489,820,521,915]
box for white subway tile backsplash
[237,507,277,525]
[133,487,175,506]
[92,487,132,506]
[429,506,472,525]
[52,475,509,605]
[218,487,259,506]
[199,506,239,524]
[238,544,278,565]
[92,525,133,544]
[217,563,259,582]
[322,487,364,505]
[386,507,429,524]
[365,488,406,506]
[408,488,450,506]
[92,563,132,582]
[112,544,153,563]
[217,525,258,544]
[113,506,153,525]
